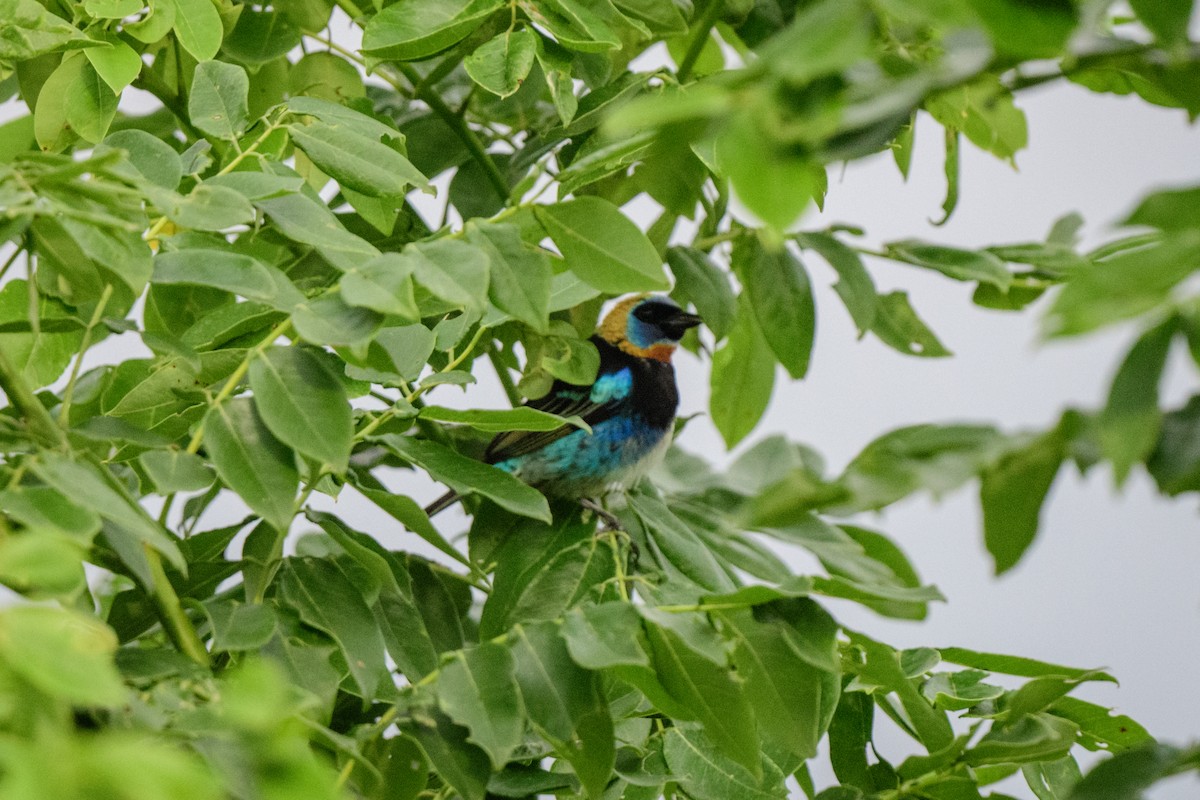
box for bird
[424,293,702,523]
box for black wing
[483,378,625,463]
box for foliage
[0,0,1198,798]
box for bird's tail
[424,490,461,517]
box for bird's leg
[581,498,640,571]
[580,497,622,531]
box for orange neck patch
[618,341,676,362]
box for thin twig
[677,0,725,81]
[57,284,113,426]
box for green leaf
[126,0,175,43]
[715,115,823,231]
[289,51,364,102]
[31,454,185,573]
[400,709,490,800]
[933,128,961,225]
[611,0,685,35]
[419,405,589,433]
[34,53,117,149]
[249,346,354,471]
[204,600,277,652]
[203,397,298,532]
[756,0,873,84]
[966,0,1076,59]
[538,0,622,52]
[667,246,736,340]
[1045,234,1200,337]
[662,725,785,800]
[0,280,85,389]
[921,670,1005,711]
[1129,0,1193,45]
[436,642,524,768]
[796,232,877,336]
[736,237,816,379]
[0,606,125,705]
[709,299,775,448]
[561,602,651,669]
[1147,395,1200,495]
[936,647,1115,682]
[0,0,89,61]
[535,197,668,292]
[509,622,614,798]
[1070,743,1194,800]
[341,253,421,319]
[365,324,437,382]
[362,0,505,60]
[0,531,86,597]
[846,631,954,752]
[153,249,304,310]
[158,184,256,232]
[170,0,222,60]
[138,450,215,493]
[480,516,614,637]
[926,81,1027,162]
[223,8,302,65]
[465,222,553,333]
[1099,318,1176,485]
[277,557,390,699]
[981,428,1066,575]
[719,600,841,761]
[293,293,383,347]
[0,486,101,542]
[835,424,1004,512]
[188,60,250,140]
[378,435,550,521]
[83,35,142,93]
[642,617,760,774]
[1124,185,1200,233]
[828,692,874,789]
[288,120,426,197]
[627,493,735,597]
[305,510,445,679]
[965,713,1078,766]
[1050,697,1153,753]
[871,291,951,357]
[408,239,492,314]
[886,240,1012,290]
[465,29,537,98]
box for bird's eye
[633,302,673,323]
[632,305,659,323]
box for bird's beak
[661,311,703,339]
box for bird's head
[598,294,703,362]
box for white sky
[666,83,1200,797]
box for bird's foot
[581,498,640,570]
[580,497,623,530]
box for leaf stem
[0,348,69,450]
[186,318,294,454]
[145,114,285,244]
[677,0,724,82]
[692,228,745,250]
[0,246,22,283]
[143,543,211,667]
[488,345,522,407]
[607,530,630,601]
[385,63,509,200]
[57,283,113,426]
